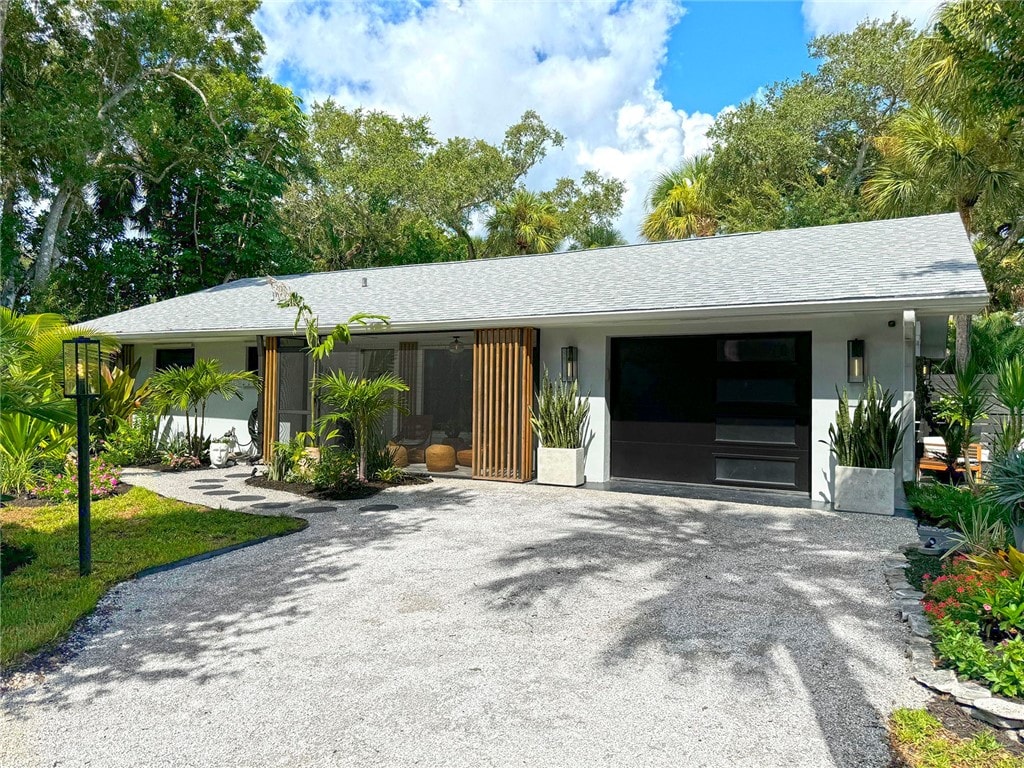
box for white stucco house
[87,212,989,504]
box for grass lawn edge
[1,488,309,674]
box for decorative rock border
[887,556,1024,740]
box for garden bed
[4,481,133,508]
[0,487,306,668]
[247,472,431,501]
[890,707,1024,767]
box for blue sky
[658,2,815,115]
[255,0,940,239]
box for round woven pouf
[456,449,473,468]
[425,444,457,472]
[388,443,409,468]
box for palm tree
[149,359,259,458]
[641,154,723,241]
[863,105,1023,366]
[485,190,563,255]
[568,224,627,250]
[317,371,409,482]
[863,106,1022,232]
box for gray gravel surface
[2,471,927,767]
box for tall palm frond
[641,153,723,241]
[485,190,563,255]
[317,370,409,481]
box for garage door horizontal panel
[611,420,714,445]
[611,442,711,483]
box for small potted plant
[828,379,909,515]
[532,370,590,487]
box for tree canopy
[641,7,1023,310]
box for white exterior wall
[538,311,915,504]
[135,339,260,446]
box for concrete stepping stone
[203,490,236,496]
[228,495,266,502]
[251,502,290,510]
[225,472,254,478]
[189,484,223,490]
[359,504,398,512]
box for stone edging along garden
[886,552,1024,741]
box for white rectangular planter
[537,447,585,487]
[833,466,895,516]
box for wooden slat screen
[472,328,535,482]
[397,341,418,429]
[261,337,279,459]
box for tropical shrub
[992,355,1024,460]
[32,459,122,502]
[934,361,989,486]
[91,359,152,443]
[267,435,309,482]
[827,379,908,468]
[102,410,161,467]
[311,447,362,493]
[531,370,591,450]
[0,413,75,494]
[905,482,977,529]
[149,360,258,458]
[988,451,1024,530]
[375,465,406,483]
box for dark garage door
[610,333,811,492]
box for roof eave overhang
[93,292,991,343]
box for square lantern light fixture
[62,337,102,398]
[847,339,865,384]
[561,346,579,382]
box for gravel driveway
[2,472,927,767]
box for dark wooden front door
[610,333,811,492]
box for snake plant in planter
[828,379,909,515]
[532,370,591,486]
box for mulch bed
[246,473,431,501]
[2,482,134,509]
[926,694,1024,755]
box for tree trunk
[0,0,10,74]
[33,182,74,290]
[955,314,972,371]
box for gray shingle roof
[87,213,988,338]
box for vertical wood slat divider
[397,341,418,429]
[472,328,535,482]
[261,337,279,459]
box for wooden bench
[917,441,984,481]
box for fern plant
[531,370,590,450]
[827,379,909,469]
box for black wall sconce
[847,339,865,383]
[561,346,579,382]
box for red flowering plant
[32,458,122,502]
[922,556,999,624]
[923,556,1024,642]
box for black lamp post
[63,337,101,576]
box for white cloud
[255,0,716,242]
[800,0,942,35]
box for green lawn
[890,709,1024,768]
[1,486,305,666]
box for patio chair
[393,415,433,453]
